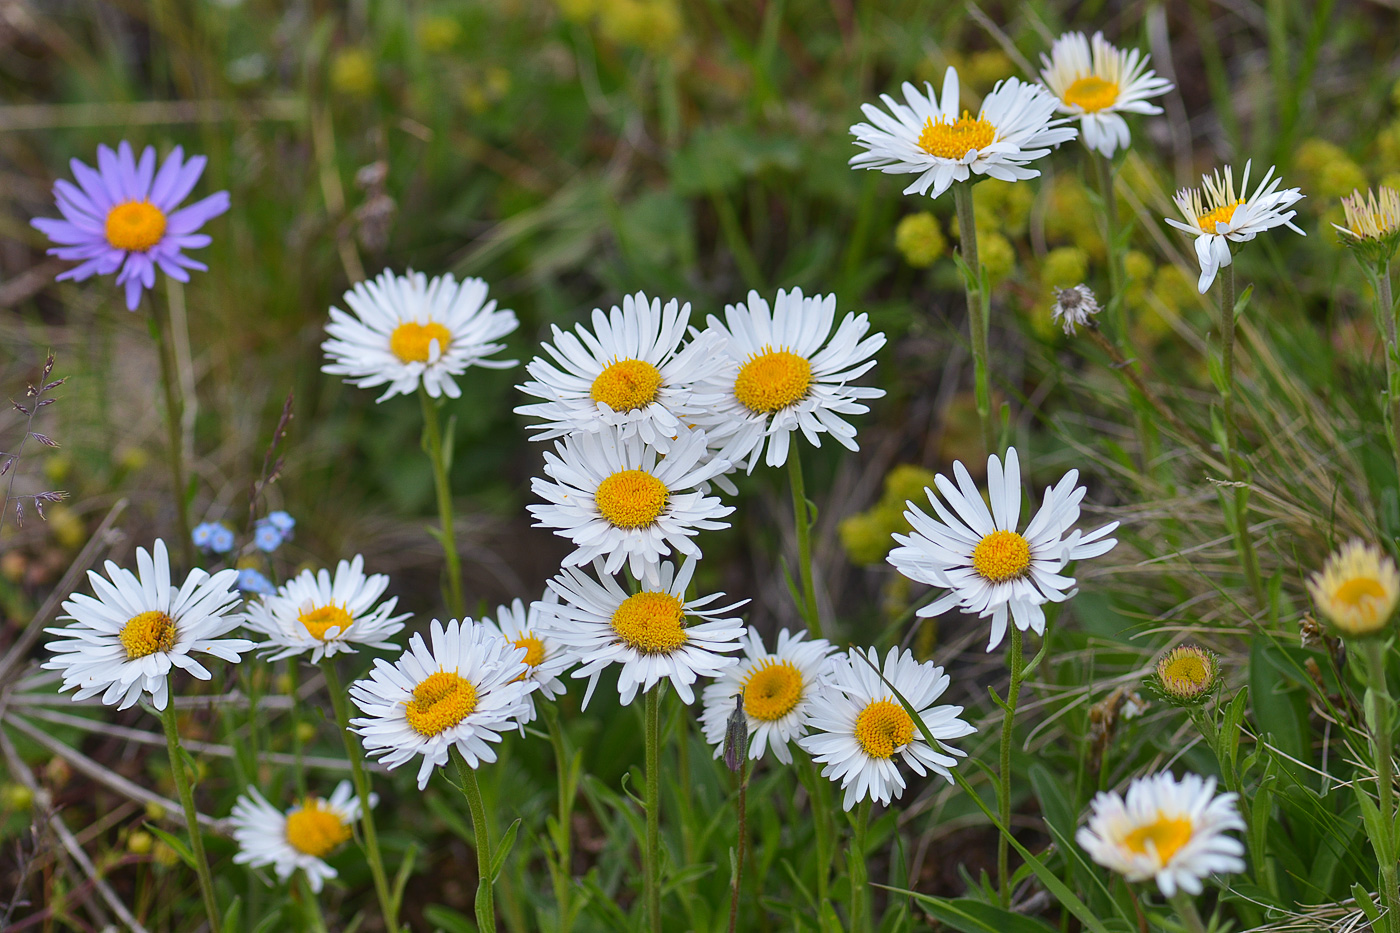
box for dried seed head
[722,693,748,773]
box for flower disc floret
[1155,645,1218,703]
[916,112,996,159]
[854,699,915,759]
[733,348,813,414]
[389,321,453,364]
[285,800,352,857]
[405,671,479,737]
[513,634,546,668]
[120,611,177,660]
[743,660,805,722]
[299,604,353,641]
[590,358,664,412]
[610,591,688,654]
[105,201,167,251]
[595,469,669,529]
[1062,76,1118,113]
[971,530,1031,582]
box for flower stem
[419,385,465,620]
[1167,890,1209,933]
[997,625,1024,908]
[543,704,577,933]
[727,754,748,933]
[320,659,399,933]
[148,299,193,567]
[158,702,221,933]
[298,873,329,933]
[453,749,497,933]
[847,798,873,933]
[1216,263,1266,611]
[1376,261,1400,487]
[1363,639,1400,931]
[644,686,663,932]
[787,443,822,638]
[800,755,835,906]
[1092,151,1126,345]
[953,182,995,456]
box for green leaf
[884,890,1057,933]
[424,903,477,933]
[490,818,521,882]
[221,895,242,933]
[1353,883,1384,927]
[143,821,196,870]
[442,413,457,474]
[1233,283,1254,319]
[391,843,418,916]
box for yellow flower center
[298,604,353,641]
[1335,576,1389,608]
[104,201,167,252]
[389,321,453,364]
[284,799,352,858]
[971,530,1032,583]
[590,358,663,413]
[609,591,688,654]
[594,469,668,529]
[1122,814,1194,863]
[1157,646,1215,701]
[916,112,997,160]
[733,348,812,414]
[1196,201,1243,233]
[404,671,478,737]
[513,633,546,668]
[854,699,915,759]
[119,610,177,660]
[742,660,804,722]
[1062,76,1119,113]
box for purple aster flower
[236,568,276,596]
[30,141,230,311]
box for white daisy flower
[691,288,886,471]
[797,646,974,811]
[1038,31,1174,159]
[1164,161,1305,292]
[480,592,575,726]
[849,66,1077,199]
[241,555,410,664]
[699,628,836,765]
[322,268,519,402]
[527,423,734,581]
[230,781,370,893]
[43,539,251,711]
[887,447,1119,652]
[1076,771,1246,896]
[349,619,535,789]
[514,292,725,453]
[540,558,745,708]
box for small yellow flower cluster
[839,465,940,565]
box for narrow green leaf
[490,818,522,882]
[143,821,196,870]
[882,889,1057,933]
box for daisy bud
[1153,645,1220,705]
[723,694,748,773]
[1334,186,1400,264]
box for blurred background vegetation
[5,0,1400,929]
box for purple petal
[134,146,157,200]
[124,275,144,310]
[50,241,120,262]
[31,217,97,245]
[166,191,228,234]
[154,153,206,211]
[54,186,105,231]
[95,145,125,206]
[69,158,114,213]
[55,252,123,281]
[52,179,101,222]
[149,146,186,206]
[155,253,191,281]
[169,233,211,250]
[116,141,138,201]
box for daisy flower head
[1335,186,1400,263]
[30,142,229,311]
[1051,284,1101,336]
[1076,771,1246,896]
[541,557,746,708]
[797,646,974,811]
[692,288,886,471]
[322,268,519,403]
[241,555,410,664]
[1038,31,1174,159]
[43,539,251,711]
[1165,161,1305,292]
[887,447,1119,652]
[1153,644,1220,705]
[1306,539,1400,637]
[849,66,1077,199]
[480,592,575,725]
[230,781,370,893]
[699,628,836,765]
[514,292,725,453]
[528,423,734,582]
[349,619,535,789]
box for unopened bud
[722,694,748,773]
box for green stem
[848,799,873,933]
[1377,261,1400,486]
[953,182,994,456]
[644,687,663,933]
[419,385,465,620]
[148,300,193,567]
[298,872,329,933]
[727,755,748,933]
[288,661,307,797]
[158,702,221,933]
[453,750,497,933]
[1167,891,1209,933]
[320,659,399,933]
[1092,152,1126,344]
[1363,640,1400,931]
[544,705,576,933]
[800,755,834,907]
[997,626,1024,907]
[1216,263,1266,610]
[787,444,822,638]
